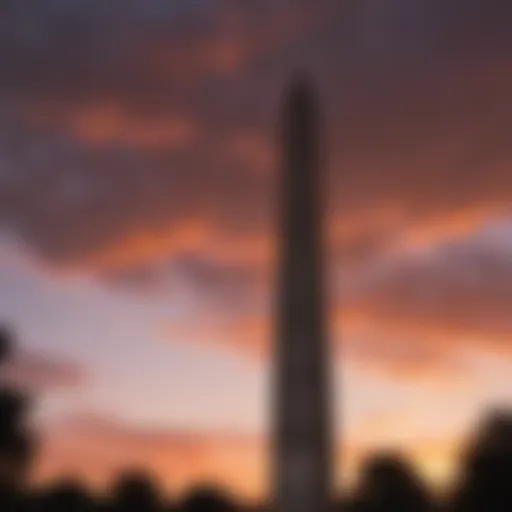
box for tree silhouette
[37,480,96,512]
[180,485,237,512]
[109,470,164,512]
[0,326,13,363]
[451,410,512,512]
[0,325,34,510]
[348,452,432,512]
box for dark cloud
[1,0,512,302]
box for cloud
[29,104,198,150]
[2,0,512,386]
[344,221,512,351]
[1,0,512,279]
[1,350,87,391]
[160,220,512,383]
[163,314,270,361]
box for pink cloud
[2,351,88,391]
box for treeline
[3,408,512,512]
[2,478,238,512]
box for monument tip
[286,72,316,106]
[283,72,319,136]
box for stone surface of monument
[272,78,331,512]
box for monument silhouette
[272,78,331,512]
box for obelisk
[272,78,331,512]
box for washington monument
[272,78,331,512]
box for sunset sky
[1,0,512,501]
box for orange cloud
[28,103,197,150]
[71,108,196,150]
[34,414,265,501]
[79,221,272,277]
[162,302,476,384]
[224,132,275,174]
[163,314,271,361]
